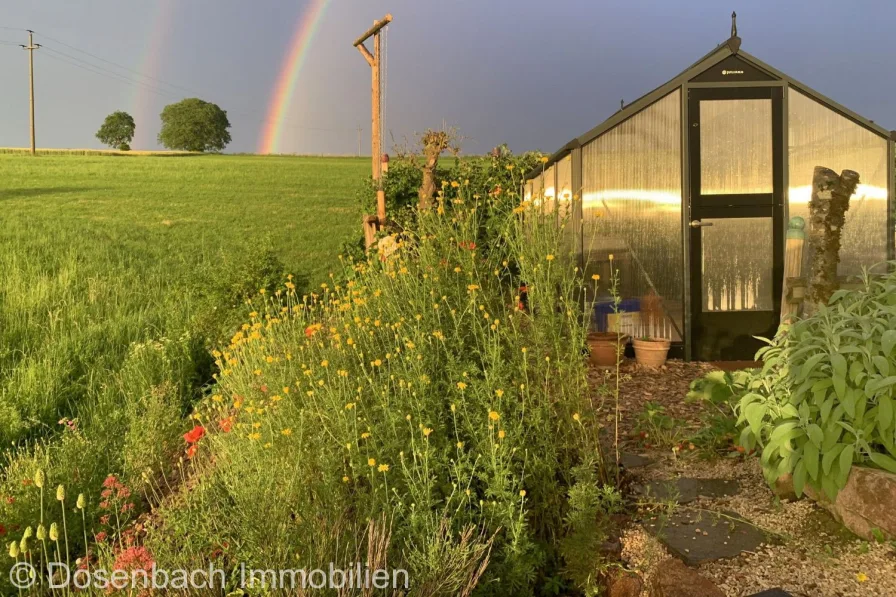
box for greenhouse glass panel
[556,154,572,221]
[788,88,889,276]
[700,99,773,195]
[581,89,683,340]
[543,165,556,214]
[701,218,774,312]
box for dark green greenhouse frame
[525,32,896,361]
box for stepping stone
[643,508,769,566]
[620,452,653,470]
[747,590,793,597]
[635,477,739,504]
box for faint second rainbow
[258,0,332,154]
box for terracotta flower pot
[633,338,671,368]
[587,332,629,367]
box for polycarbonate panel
[543,165,556,214]
[701,218,774,311]
[581,90,683,340]
[700,99,773,195]
[556,155,572,221]
[788,88,889,276]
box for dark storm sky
[0,0,893,154]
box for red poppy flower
[183,425,205,444]
[260,384,268,393]
[186,444,198,459]
[219,417,234,433]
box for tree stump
[804,167,859,315]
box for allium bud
[49,523,59,542]
[56,485,65,502]
[34,469,45,489]
[36,524,47,541]
[76,493,86,510]
[22,526,33,539]
[8,541,19,558]
[19,535,29,554]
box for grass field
[0,153,366,446]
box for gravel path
[602,359,896,597]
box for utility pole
[357,124,362,157]
[354,14,392,247]
[21,30,40,155]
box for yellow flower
[345,402,356,410]
[573,413,581,422]
[457,382,468,390]
[456,441,464,449]
[609,253,614,260]
[519,489,526,497]
[423,427,433,437]
[498,430,506,439]
[342,476,350,483]
[281,428,292,436]
[450,181,459,188]
[368,458,376,467]
[450,403,456,412]
[248,432,261,441]
[373,359,382,367]
[488,411,500,421]
[495,389,504,398]
[591,274,600,281]
[360,432,371,439]
[505,164,514,170]
[546,254,555,261]
[378,463,390,472]
[320,360,328,367]
[540,156,549,163]
[856,572,868,583]
[467,284,479,291]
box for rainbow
[258,0,332,154]
[132,0,175,149]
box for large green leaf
[744,403,768,437]
[879,395,894,432]
[869,452,896,474]
[792,460,807,498]
[873,355,890,377]
[883,330,896,356]
[806,424,824,449]
[831,352,847,380]
[838,444,855,487]
[822,444,845,476]
[804,441,819,480]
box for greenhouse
[526,28,896,361]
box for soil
[594,358,896,597]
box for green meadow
[0,153,366,445]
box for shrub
[695,268,896,500]
[142,163,613,595]
[118,143,130,151]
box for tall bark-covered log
[417,130,452,211]
[804,166,860,314]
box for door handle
[689,220,713,228]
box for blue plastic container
[592,298,640,332]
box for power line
[34,31,197,96]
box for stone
[635,478,740,504]
[620,452,654,470]
[747,590,794,597]
[643,508,768,566]
[808,465,896,540]
[772,473,797,500]
[648,557,724,597]
[607,569,642,597]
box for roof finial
[731,11,737,38]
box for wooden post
[354,14,392,240]
[21,30,41,156]
[804,167,860,314]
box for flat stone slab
[635,477,740,504]
[747,590,794,597]
[643,508,768,566]
[620,452,654,470]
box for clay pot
[633,338,671,368]
[587,332,629,367]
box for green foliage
[158,98,232,152]
[118,142,130,151]
[699,269,896,500]
[95,110,135,149]
[143,167,610,595]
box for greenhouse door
[688,87,784,361]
